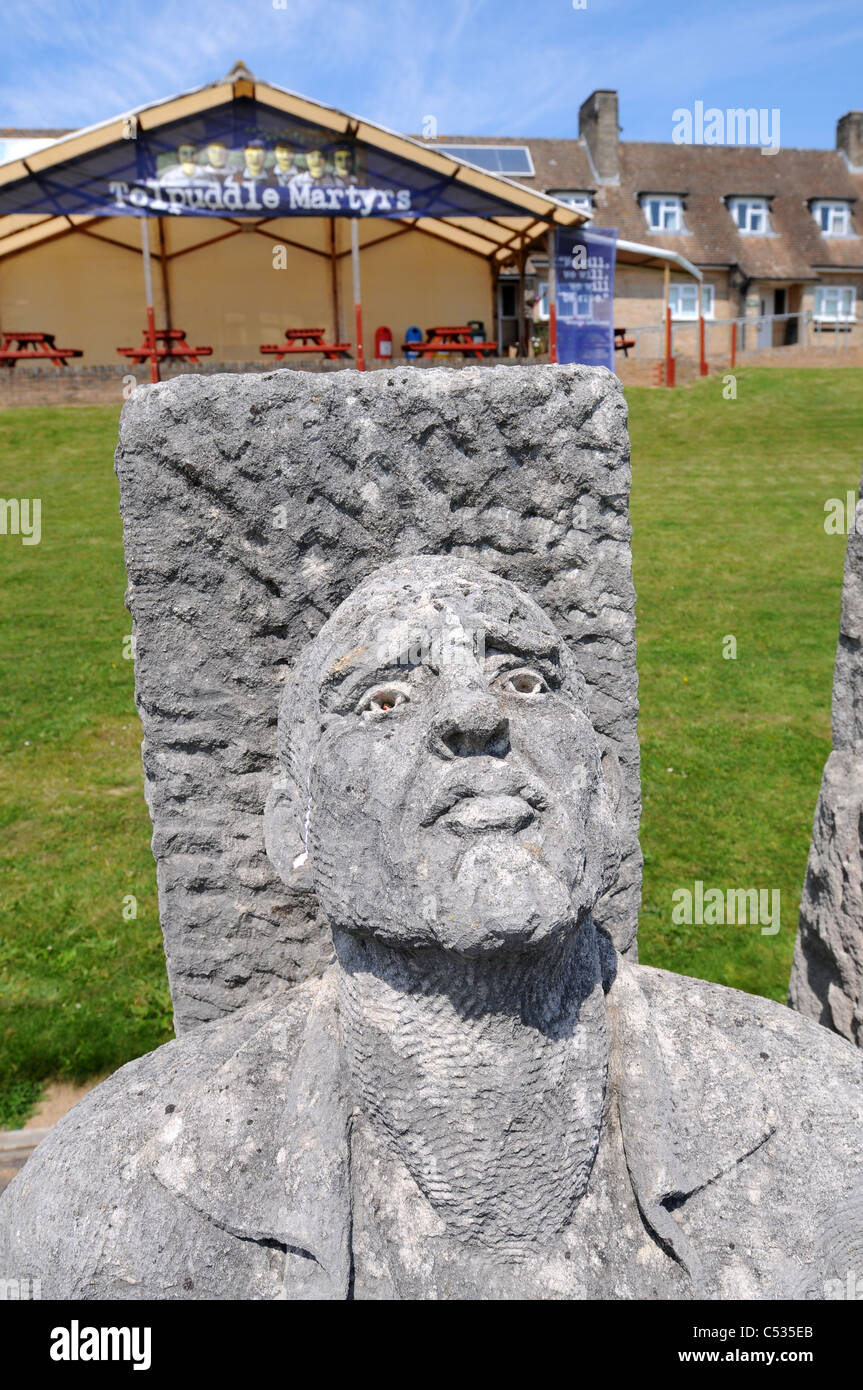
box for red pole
[351,219,365,372]
[354,302,365,372]
[549,302,558,364]
[699,314,708,376]
[145,303,158,385]
[664,305,675,387]
[731,320,737,370]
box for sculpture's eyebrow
[481,622,562,666]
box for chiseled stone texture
[115,364,640,1031]
[3,556,863,1302]
[789,480,863,1045]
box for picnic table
[400,325,498,358]
[260,328,352,362]
[0,331,83,368]
[117,328,213,366]
[614,326,636,356]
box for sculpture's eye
[495,668,547,697]
[357,683,411,719]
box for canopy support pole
[518,239,528,357]
[329,219,341,343]
[157,218,172,333]
[351,218,365,372]
[139,217,159,385]
[547,228,558,364]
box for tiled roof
[0,128,71,137]
[432,135,863,280]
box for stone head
[265,556,621,957]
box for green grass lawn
[0,368,861,1125]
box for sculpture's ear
[264,775,313,889]
[599,743,624,818]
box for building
[2,74,858,382]
[0,70,695,384]
[433,91,863,357]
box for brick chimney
[837,112,863,170]
[579,90,620,182]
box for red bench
[400,326,498,358]
[260,328,352,361]
[0,331,83,368]
[117,328,213,366]
[614,327,636,356]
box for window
[433,144,534,176]
[640,195,683,232]
[728,198,770,234]
[668,282,715,320]
[814,285,856,321]
[547,190,593,212]
[812,201,852,237]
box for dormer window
[548,190,593,212]
[812,201,852,237]
[640,194,683,232]
[728,198,771,234]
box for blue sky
[1,0,861,149]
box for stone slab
[115,363,641,1031]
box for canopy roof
[0,63,595,266]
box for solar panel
[433,145,535,176]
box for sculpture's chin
[427,841,576,956]
[325,840,579,958]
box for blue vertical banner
[555,226,618,369]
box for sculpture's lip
[438,793,537,834]
[420,763,548,828]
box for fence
[618,310,859,386]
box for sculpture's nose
[428,681,510,759]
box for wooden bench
[260,328,352,362]
[117,328,213,366]
[400,326,498,358]
[614,327,636,356]
[0,331,83,368]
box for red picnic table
[614,326,636,356]
[260,328,353,362]
[0,331,83,368]
[117,328,213,366]
[400,325,497,358]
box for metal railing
[620,310,858,363]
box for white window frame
[548,190,593,212]
[812,201,852,237]
[813,284,856,322]
[640,194,684,232]
[668,281,715,320]
[728,198,771,234]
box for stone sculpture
[789,475,863,1046]
[2,557,862,1300]
[112,363,641,1032]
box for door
[497,277,519,354]
[756,292,773,348]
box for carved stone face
[267,557,619,957]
